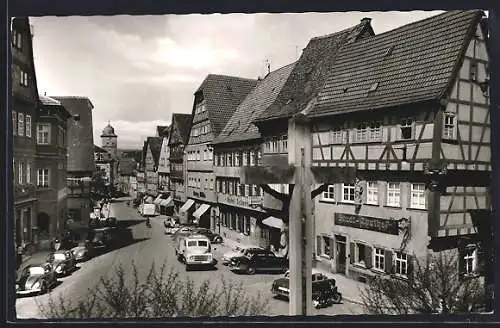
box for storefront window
[321,236,332,258]
[355,243,366,266]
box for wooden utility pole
[287,115,313,315]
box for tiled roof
[213,62,296,145]
[118,149,142,161]
[119,158,136,176]
[147,136,163,166]
[308,10,484,118]
[172,113,192,146]
[256,19,374,122]
[52,96,95,172]
[196,74,258,137]
[157,125,170,137]
[39,94,61,106]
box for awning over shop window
[180,199,195,213]
[262,216,284,230]
[160,196,174,207]
[193,204,211,220]
[145,196,154,204]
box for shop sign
[334,213,399,235]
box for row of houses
[123,10,491,284]
[11,17,99,250]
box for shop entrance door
[335,235,347,275]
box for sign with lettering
[334,213,399,235]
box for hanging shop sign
[334,213,399,235]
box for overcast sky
[30,11,445,149]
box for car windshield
[53,253,66,260]
[187,241,197,247]
[198,240,208,247]
[29,267,45,275]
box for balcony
[213,166,242,178]
[14,184,37,199]
[217,194,264,211]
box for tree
[37,261,269,318]
[359,251,487,315]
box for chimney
[361,17,371,24]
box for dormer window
[383,45,394,57]
[368,82,379,93]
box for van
[140,203,157,217]
[175,234,215,271]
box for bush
[37,260,269,318]
[359,251,487,315]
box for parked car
[175,234,216,271]
[45,250,77,277]
[171,226,198,240]
[71,244,90,262]
[271,268,341,304]
[229,249,287,274]
[140,203,157,217]
[16,263,58,296]
[194,228,223,244]
[163,217,180,235]
[221,245,264,265]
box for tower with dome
[101,122,118,159]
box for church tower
[101,122,118,159]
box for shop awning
[145,196,154,204]
[160,196,174,207]
[262,216,284,230]
[193,204,211,220]
[180,199,195,213]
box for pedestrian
[16,245,23,269]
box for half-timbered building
[168,113,192,220]
[183,75,257,228]
[211,63,296,248]
[306,10,490,282]
[251,19,375,252]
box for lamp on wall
[479,79,489,97]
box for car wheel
[332,292,342,303]
[312,299,320,309]
[246,266,256,275]
[40,282,47,295]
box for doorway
[335,234,347,275]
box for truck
[140,203,157,217]
[175,234,215,271]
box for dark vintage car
[71,244,91,262]
[271,269,342,307]
[229,249,288,274]
[86,226,132,255]
[194,228,223,244]
[16,263,58,296]
[46,250,77,277]
[89,216,118,229]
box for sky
[30,10,446,149]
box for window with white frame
[12,30,23,49]
[443,113,456,139]
[26,163,31,184]
[331,128,343,144]
[410,183,426,209]
[373,247,385,271]
[322,185,335,201]
[25,115,32,138]
[281,136,288,153]
[20,69,29,87]
[37,168,49,187]
[394,252,408,276]
[257,150,262,165]
[235,152,241,166]
[242,152,248,166]
[227,152,233,167]
[37,123,50,145]
[369,121,382,141]
[264,140,271,153]
[12,111,17,135]
[356,122,368,142]
[342,183,355,202]
[18,162,24,184]
[250,150,255,166]
[18,113,24,136]
[366,181,378,205]
[400,118,414,140]
[387,182,401,207]
[464,247,477,275]
[354,243,366,266]
[321,236,332,258]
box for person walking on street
[16,245,23,270]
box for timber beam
[240,165,295,184]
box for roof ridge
[205,73,258,82]
[310,21,366,41]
